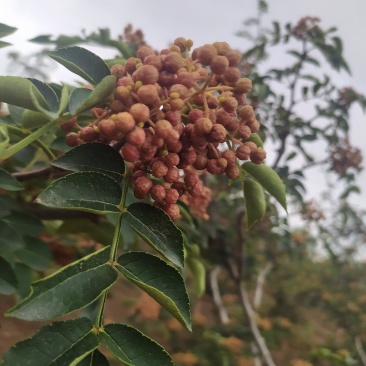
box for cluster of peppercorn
[64,38,266,220]
[330,139,363,175]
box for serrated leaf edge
[3,318,98,366]
[116,252,191,331]
[103,323,174,365]
[125,204,184,268]
[35,171,123,214]
[6,246,115,319]
[51,142,125,182]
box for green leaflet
[243,176,266,229]
[35,171,123,214]
[8,105,24,126]
[22,110,51,129]
[0,124,9,157]
[30,34,84,47]
[247,133,263,148]
[14,263,32,298]
[68,75,116,115]
[30,29,132,58]
[0,220,24,252]
[3,212,44,236]
[49,46,111,85]
[0,256,18,295]
[0,23,17,38]
[105,57,126,67]
[125,203,184,268]
[16,236,53,271]
[0,41,11,49]
[68,88,92,115]
[6,246,118,321]
[187,257,206,297]
[28,78,60,113]
[2,318,99,366]
[103,323,174,366]
[29,86,59,119]
[56,84,70,117]
[0,76,48,111]
[76,349,109,366]
[0,23,16,49]
[116,252,191,331]
[52,143,125,182]
[59,219,116,246]
[0,167,23,191]
[242,162,287,211]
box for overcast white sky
[1,0,365,213]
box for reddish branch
[21,202,100,223]
[12,166,68,181]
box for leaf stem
[95,291,108,328]
[5,123,56,160]
[109,169,130,261]
[1,119,58,160]
[95,168,130,328]
[33,138,56,160]
[109,212,124,262]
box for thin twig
[231,193,276,365]
[355,336,366,366]
[300,158,328,171]
[238,279,276,366]
[254,263,274,309]
[272,39,307,170]
[251,343,263,366]
[210,266,230,325]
